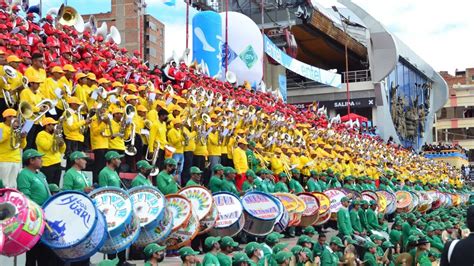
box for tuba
[57,4,84,32]
[145,141,160,176]
[10,101,33,149]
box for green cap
[143,243,166,257]
[291,245,303,255]
[249,141,256,147]
[265,232,284,245]
[341,197,350,203]
[352,200,360,205]
[245,242,262,256]
[369,200,377,205]
[136,160,153,170]
[178,246,199,257]
[232,252,251,263]
[303,226,317,235]
[246,169,256,178]
[69,151,88,161]
[190,166,203,174]
[426,226,435,232]
[274,251,293,264]
[224,167,237,175]
[279,172,287,178]
[291,168,300,174]
[22,149,44,161]
[310,170,317,176]
[204,236,221,249]
[48,183,60,193]
[360,200,369,205]
[382,241,394,249]
[220,236,239,248]
[212,164,224,171]
[104,151,124,161]
[330,236,344,248]
[365,241,376,249]
[164,158,177,166]
[98,258,119,266]
[272,242,289,254]
[302,247,314,262]
[297,235,313,245]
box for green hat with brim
[164,158,177,166]
[246,169,256,178]
[22,149,44,161]
[105,151,124,161]
[382,241,394,249]
[204,236,221,249]
[303,226,317,235]
[291,168,300,174]
[297,235,313,245]
[275,251,293,264]
[341,197,350,203]
[69,151,89,161]
[220,236,239,248]
[224,167,237,175]
[212,164,224,172]
[330,236,345,248]
[310,170,317,176]
[178,246,199,257]
[369,200,377,206]
[272,242,289,254]
[48,183,60,193]
[290,245,303,256]
[144,243,166,258]
[360,200,369,205]
[232,252,251,263]
[279,172,288,178]
[303,247,314,262]
[365,241,377,249]
[265,232,284,244]
[245,242,262,256]
[190,166,203,174]
[98,258,119,266]
[136,160,153,170]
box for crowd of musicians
[0,3,471,266]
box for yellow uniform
[109,120,130,151]
[207,131,221,156]
[133,115,146,144]
[194,138,208,156]
[0,66,23,101]
[63,110,86,142]
[19,88,44,113]
[232,146,248,174]
[167,127,184,154]
[183,127,196,153]
[0,123,26,162]
[299,155,311,176]
[73,84,89,108]
[146,109,159,123]
[36,130,66,167]
[227,136,236,159]
[271,156,284,175]
[90,118,110,150]
[24,67,46,92]
[43,77,64,110]
[149,120,167,152]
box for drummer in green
[209,164,225,193]
[289,169,304,193]
[98,151,124,188]
[179,246,201,266]
[274,173,289,193]
[337,197,353,238]
[217,236,239,266]
[318,172,329,191]
[306,170,322,192]
[366,200,382,230]
[202,236,221,265]
[350,200,364,235]
[261,169,276,193]
[17,149,51,206]
[343,176,357,191]
[221,167,239,195]
[62,151,94,192]
[245,242,264,266]
[156,158,179,195]
[242,170,259,192]
[358,200,369,232]
[143,243,166,266]
[320,237,344,266]
[362,241,380,266]
[186,166,203,187]
[131,160,154,187]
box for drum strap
[448,239,460,263]
[80,171,90,187]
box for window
[149,35,157,43]
[471,75,474,81]
[149,47,156,57]
[149,22,157,31]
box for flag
[163,0,176,6]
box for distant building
[436,68,474,161]
[82,0,165,67]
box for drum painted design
[297,193,320,227]
[241,191,280,236]
[89,188,133,238]
[41,191,107,262]
[427,190,441,210]
[323,189,347,220]
[100,214,141,254]
[274,193,299,226]
[129,186,165,230]
[0,189,45,257]
[377,190,396,215]
[199,202,218,235]
[416,191,432,213]
[313,192,331,226]
[166,194,192,232]
[270,195,289,233]
[409,192,419,212]
[135,207,174,247]
[165,212,199,249]
[293,196,306,226]
[179,186,213,221]
[209,192,244,237]
[395,191,412,212]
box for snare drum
[89,187,141,254]
[323,189,347,221]
[273,193,299,226]
[313,192,331,226]
[129,186,166,247]
[209,192,245,237]
[297,193,320,227]
[178,186,216,234]
[42,191,107,262]
[395,191,412,213]
[0,188,45,257]
[165,194,192,232]
[241,191,281,236]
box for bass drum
[241,191,281,236]
[297,193,319,227]
[273,193,299,226]
[269,195,289,233]
[179,186,216,234]
[395,191,413,213]
[323,189,347,221]
[209,192,245,237]
[377,190,396,215]
[313,192,331,226]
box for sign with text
[292,97,376,111]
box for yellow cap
[42,117,58,126]
[86,73,96,81]
[112,81,124,88]
[126,84,137,92]
[2,108,17,118]
[137,105,148,112]
[98,78,109,85]
[237,138,248,145]
[51,66,64,73]
[7,55,22,63]
[29,75,44,83]
[67,96,81,105]
[75,73,87,80]
[138,85,147,91]
[63,64,76,72]
[172,118,183,125]
[125,94,139,101]
[112,108,124,114]
[274,148,282,154]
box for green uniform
[242,180,257,191]
[202,252,221,265]
[17,168,50,205]
[156,171,178,195]
[318,179,328,191]
[401,222,412,248]
[337,207,353,237]
[307,178,322,192]
[414,185,424,191]
[363,252,381,266]
[320,247,339,266]
[221,179,239,195]
[209,175,224,193]
[379,184,394,193]
[389,229,402,246]
[131,173,152,187]
[358,208,368,231]
[366,209,381,230]
[217,252,232,266]
[289,179,304,193]
[98,166,121,188]
[185,179,200,187]
[264,179,275,193]
[274,181,289,193]
[409,249,431,266]
[246,150,259,172]
[427,235,444,251]
[350,208,363,233]
[62,167,90,191]
[329,178,341,188]
[313,242,327,257]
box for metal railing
[342,69,371,83]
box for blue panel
[192,11,222,77]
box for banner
[279,74,287,102]
[263,35,342,88]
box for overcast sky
[33,0,472,73]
